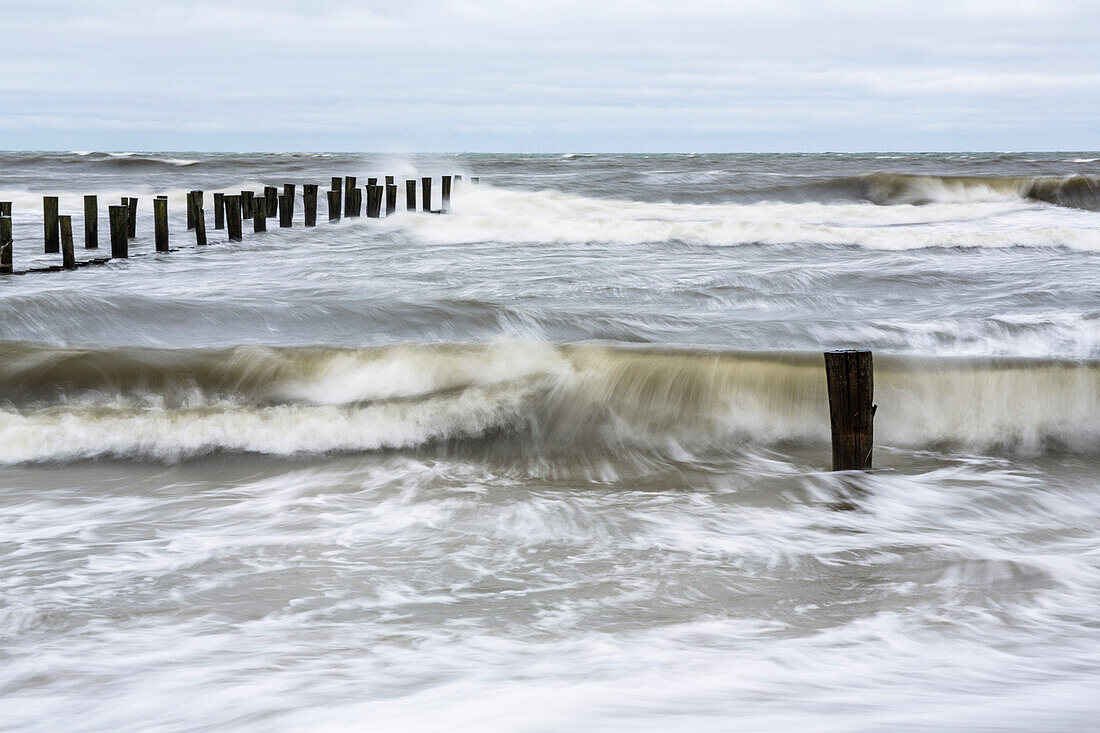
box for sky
[0,0,1097,152]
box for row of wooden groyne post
[0,174,477,274]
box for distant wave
[860,172,1100,210]
[0,341,1096,463]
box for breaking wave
[860,172,1100,210]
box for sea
[0,151,1098,732]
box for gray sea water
[1,151,1099,731]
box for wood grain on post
[187,191,197,229]
[225,195,243,241]
[213,193,225,230]
[264,186,278,217]
[279,194,292,227]
[242,191,254,219]
[83,195,98,249]
[303,184,318,227]
[253,198,267,232]
[59,215,76,269]
[43,196,60,253]
[331,177,343,218]
[441,175,452,213]
[154,196,169,251]
[824,349,875,471]
[0,216,11,274]
[125,197,137,238]
[108,205,128,258]
[421,177,432,212]
[283,184,295,218]
[366,185,382,218]
[327,190,341,222]
[344,177,357,217]
[385,184,397,216]
[406,180,416,211]
[0,202,10,216]
[195,207,208,245]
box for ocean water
[0,151,1098,732]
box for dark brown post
[331,177,343,216]
[283,184,295,218]
[385,175,394,185]
[421,177,432,212]
[83,195,98,249]
[213,193,225,229]
[0,202,10,216]
[43,196,60,253]
[406,180,416,211]
[154,196,169,251]
[366,177,376,186]
[195,207,207,245]
[824,349,875,471]
[59,216,76,269]
[186,191,197,229]
[264,186,278,217]
[344,177,356,217]
[471,177,479,185]
[253,198,267,232]
[0,215,11,274]
[241,191,254,218]
[348,186,361,218]
[303,184,318,227]
[126,197,138,238]
[108,205,128,258]
[441,175,452,213]
[279,194,292,227]
[327,190,341,221]
[385,183,397,215]
[365,185,380,217]
[225,195,243,241]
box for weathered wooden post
[195,206,207,245]
[331,177,343,216]
[0,202,10,216]
[327,190,341,221]
[83,195,98,249]
[385,183,397,216]
[125,197,138,238]
[366,185,382,218]
[253,197,267,232]
[441,175,452,213]
[154,196,169,251]
[108,205,128,258]
[824,349,875,471]
[225,195,243,242]
[43,196,60,253]
[385,175,394,185]
[406,180,416,211]
[283,184,295,218]
[421,177,432,212]
[0,215,11,274]
[367,177,377,186]
[344,177,357,217]
[279,194,292,227]
[213,193,225,229]
[59,216,76,270]
[242,190,254,219]
[264,186,278,217]
[303,184,318,227]
[471,177,479,185]
[349,186,362,218]
[186,191,197,229]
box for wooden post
[154,196,169,251]
[108,205,128,258]
[186,191,197,229]
[279,194,292,227]
[471,177,479,185]
[0,202,10,216]
[303,184,318,227]
[83,195,98,249]
[348,186,362,218]
[0,215,11,274]
[264,186,278,217]
[125,197,137,238]
[59,215,76,269]
[406,180,416,211]
[421,177,432,212]
[43,196,60,253]
[441,175,452,213]
[327,190,341,221]
[824,349,875,471]
[331,177,343,217]
[242,191,254,219]
[455,174,463,182]
[283,183,295,218]
[225,195,243,242]
[364,185,378,218]
[344,176,356,217]
[385,183,397,216]
[195,207,208,245]
[385,175,394,185]
[253,197,267,232]
[213,193,225,229]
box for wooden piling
[154,196,169,251]
[344,177,357,217]
[303,184,318,227]
[348,186,361,218]
[421,177,432,212]
[43,196,60,253]
[213,193,225,230]
[385,183,397,215]
[253,198,267,232]
[331,177,343,217]
[824,349,875,471]
[366,185,382,218]
[83,195,98,249]
[279,194,292,227]
[385,175,394,185]
[195,207,208,245]
[126,197,138,238]
[108,205,128,258]
[264,186,278,217]
[0,215,11,274]
[59,216,76,270]
[442,175,452,213]
[225,195,243,241]
[186,191,197,229]
[406,180,416,211]
[0,202,10,216]
[242,191,254,219]
[283,184,296,218]
[471,177,479,185]
[327,190,341,222]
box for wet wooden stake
[59,215,76,269]
[327,190,341,222]
[0,215,11,274]
[303,184,318,227]
[441,175,452,213]
[385,183,397,216]
[279,194,292,227]
[154,196,169,251]
[471,177,479,185]
[344,177,357,217]
[253,198,267,232]
[366,185,382,218]
[421,177,432,212]
[406,180,416,211]
[242,191,254,219]
[108,205,128,258]
[83,195,98,249]
[225,195,243,242]
[824,349,875,471]
[186,191,197,229]
[213,193,225,230]
[126,197,138,238]
[283,184,295,219]
[0,202,10,216]
[331,177,343,217]
[195,207,208,245]
[43,196,60,253]
[385,175,394,185]
[264,186,278,217]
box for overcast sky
[0,0,1097,152]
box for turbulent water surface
[1,152,1099,731]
